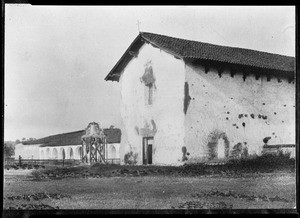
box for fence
[105,158,121,165]
[4,158,81,166]
[4,157,120,166]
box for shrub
[124,151,138,165]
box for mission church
[15,32,295,166]
[105,32,295,166]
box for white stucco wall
[106,143,120,159]
[119,43,186,165]
[14,143,41,160]
[184,63,295,162]
[15,143,120,161]
[39,145,82,160]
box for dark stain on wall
[250,114,255,119]
[227,111,230,114]
[262,115,268,120]
[226,117,229,120]
[184,82,191,114]
[141,65,156,86]
[238,114,243,119]
[182,146,188,162]
[274,112,277,115]
[263,137,271,144]
[244,114,248,117]
[242,122,246,127]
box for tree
[4,143,15,158]
[15,139,21,144]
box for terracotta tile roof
[22,128,121,147]
[105,32,295,81]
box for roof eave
[104,34,145,82]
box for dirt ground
[3,168,296,210]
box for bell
[89,123,99,135]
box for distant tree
[4,143,15,158]
[15,139,21,144]
[22,137,26,142]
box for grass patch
[29,153,295,180]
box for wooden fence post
[19,155,22,166]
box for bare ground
[3,168,296,210]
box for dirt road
[3,169,296,210]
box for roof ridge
[40,130,85,139]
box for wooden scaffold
[81,122,107,164]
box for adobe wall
[184,63,295,162]
[14,143,41,159]
[106,143,120,159]
[39,145,81,160]
[119,43,186,165]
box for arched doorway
[217,138,226,159]
[60,148,65,160]
[207,131,229,160]
[109,145,117,159]
[69,148,73,159]
[78,147,82,159]
[52,148,58,159]
[46,148,51,159]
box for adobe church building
[105,32,295,166]
[14,126,121,162]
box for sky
[4,5,295,141]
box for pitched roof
[22,128,121,147]
[105,32,295,82]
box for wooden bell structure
[81,122,106,164]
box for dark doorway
[142,137,153,165]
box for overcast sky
[4,5,295,141]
